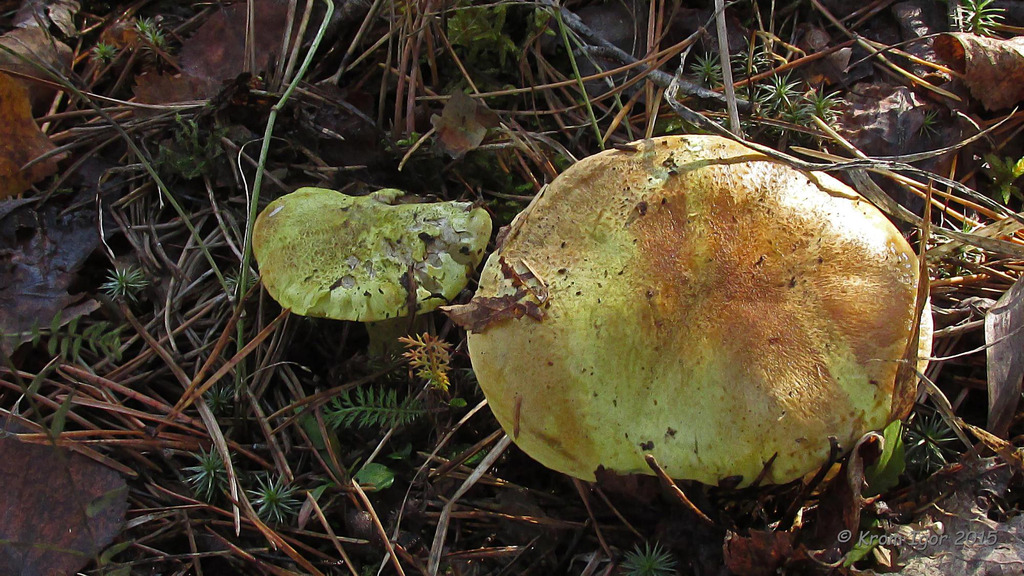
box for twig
[352,477,408,576]
[714,0,741,134]
[537,0,750,111]
[428,434,514,576]
[644,454,716,527]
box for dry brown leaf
[430,91,499,159]
[985,277,1024,438]
[0,191,100,354]
[0,26,73,111]
[892,459,1024,576]
[441,292,543,333]
[180,1,290,94]
[15,0,81,37]
[934,33,1024,110]
[801,433,882,564]
[132,71,208,105]
[724,530,796,576]
[132,2,290,104]
[0,71,62,199]
[0,434,128,576]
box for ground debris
[935,34,1024,110]
[0,432,128,576]
[891,459,1024,575]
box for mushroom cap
[253,187,491,321]
[465,135,931,486]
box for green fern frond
[325,387,424,430]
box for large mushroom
[253,187,491,347]
[456,135,932,487]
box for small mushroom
[460,135,932,486]
[253,187,491,339]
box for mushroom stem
[365,316,427,358]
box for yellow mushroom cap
[463,135,931,486]
[253,187,491,322]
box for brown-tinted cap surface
[465,135,930,486]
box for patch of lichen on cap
[253,187,491,322]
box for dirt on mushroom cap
[465,135,930,487]
[253,187,492,322]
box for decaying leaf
[178,1,290,94]
[441,292,544,333]
[839,84,936,157]
[935,33,1024,110]
[802,433,883,564]
[0,191,100,354]
[724,530,795,576]
[430,91,498,159]
[132,71,208,105]
[0,26,73,111]
[132,1,290,103]
[892,459,1024,575]
[0,71,62,199]
[985,277,1024,438]
[0,72,61,198]
[15,0,81,37]
[0,434,128,576]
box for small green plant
[134,17,167,50]
[353,462,396,492]
[91,42,118,63]
[31,312,124,362]
[961,0,1004,35]
[248,474,299,524]
[804,89,840,125]
[690,52,723,88]
[101,266,149,303]
[399,333,453,392]
[757,73,803,116]
[447,0,517,70]
[983,153,1024,204]
[204,382,235,414]
[904,412,959,478]
[918,109,941,138]
[184,448,227,501]
[324,386,425,430]
[621,542,677,576]
[156,115,226,180]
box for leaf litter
[0,428,128,576]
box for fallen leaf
[891,0,946,79]
[14,0,81,37]
[0,71,63,199]
[0,434,128,576]
[796,25,855,86]
[132,2,290,104]
[803,433,882,563]
[430,91,498,159]
[839,83,935,157]
[962,422,1024,475]
[441,292,543,333]
[0,190,100,354]
[724,530,795,576]
[132,71,208,105]
[985,277,1024,438]
[0,26,74,111]
[891,459,1024,575]
[934,33,1024,110]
